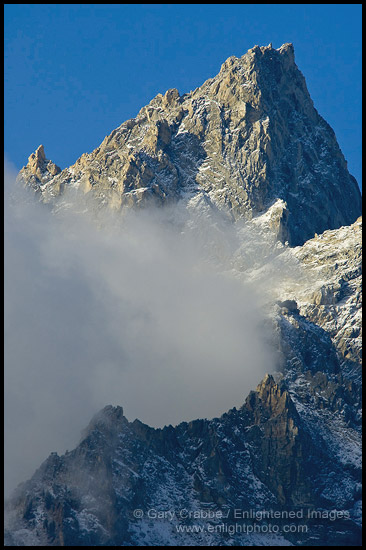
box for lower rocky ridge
[5,367,361,546]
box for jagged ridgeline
[7,43,362,546]
[18,43,361,245]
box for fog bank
[5,161,286,496]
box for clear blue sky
[4,4,362,188]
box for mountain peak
[244,41,294,63]
[17,43,361,245]
[219,42,295,76]
[6,41,362,548]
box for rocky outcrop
[243,375,313,507]
[17,43,361,245]
[19,145,61,191]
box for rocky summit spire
[17,43,361,245]
[18,144,61,191]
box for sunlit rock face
[18,43,361,245]
[7,43,362,546]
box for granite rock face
[18,43,361,245]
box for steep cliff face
[7,43,362,546]
[18,43,361,245]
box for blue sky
[4,4,362,188]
